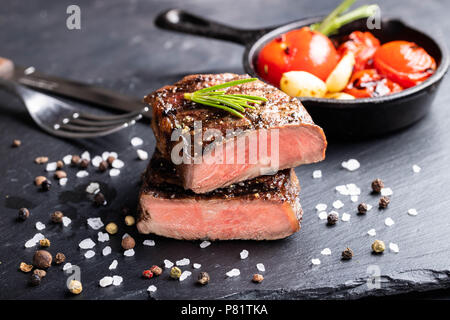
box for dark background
[1,0,450,300]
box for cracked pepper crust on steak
[137,152,303,240]
[144,73,327,194]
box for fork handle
[0,57,14,79]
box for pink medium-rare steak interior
[137,152,302,240]
[144,73,327,194]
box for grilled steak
[145,73,327,194]
[137,152,302,240]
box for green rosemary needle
[183,78,268,118]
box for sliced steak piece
[145,73,327,194]
[137,152,302,240]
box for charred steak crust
[144,73,326,160]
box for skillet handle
[155,9,267,45]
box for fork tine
[67,113,143,127]
[77,107,148,121]
[52,120,137,138]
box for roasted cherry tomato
[338,31,380,72]
[344,69,403,98]
[373,40,436,88]
[257,27,340,86]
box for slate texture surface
[1,0,450,300]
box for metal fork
[0,78,148,138]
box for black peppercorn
[379,196,390,209]
[41,179,51,191]
[98,161,108,172]
[327,212,339,225]
[371,179,384,193]
[71,155,81,166]
[30,274,41,286]
[80,159,89,169]
[358,203,368,214]
[18,208,30,221]
[94,192,106,206]
[51,211,64,223]
[342,248,354,260]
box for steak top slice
[145,73,327,193]
[137,152,302,240]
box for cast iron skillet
[155,9,449,139]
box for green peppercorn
[170,266,182,279]
[372,240,385,253]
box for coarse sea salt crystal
[143,239,155,246]
[102,152,111,160]
[63,155,72,165]
[59,178,68,186]
[408,208,418,216]
[24,233,45,248]
[335,185,349,196]
[102,246,112,256]
[87,217,104,230]
[367,204,373,211]
[176,258,190,266]
[84,250,95,259]
[35,221,46,231]
[385,217,395,227]
[367,229,376,236]
[109,168,120,177]
[389,242,399,253]
[346,183,361,196]
[193,263,201,269]
[46,162,57,172]
[111,159,124,169]
[256,263,266,272]
[318,211,327,220]
[351,195,358,202]
[76,170,89,178]
[226,268,240,277]
[179,271,192,281]
[164,259,174,268]
[62,216,71,227]
[124,249,135,257]
[200,241,211,248]
[312,170,322,179]
[98,232,109,243]
[342,213,351,222]
[86,182,100,194]
[79,238,96,249]
[109,260,118,270]
[240,250,249,260]
[381,187,393,196]
[99,276,113,287]
[63,263,72,271]
[333,200,344,209]
[137,149,148,161]
[122,233,130,239]
[91,156,103,167]
[412,164,421,173]
[311,258,321,265]
[315,203,327,212]
[112,275,123,286]
[81,151,90,160]
[147,285,157,293]
[342,159,360,171]
[131,137,143,147]
[321,248,331,255]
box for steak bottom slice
[137,152,303,240]
[145,73,327,194]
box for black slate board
[1,0,450,300]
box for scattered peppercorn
[107,156,116,165]
[39,238,51,247]
[170,266,182,279]
[71,155,81,166]
[30,274,41,286]
[341,248,354,260]
[327,212,339,225]
[121,235,135,250]
[94,192,106,206]
[358,203,368,214]
[372,240,385,253]
[105,222,118,235]
[252,274,264,283]
[33,269,46,278]
[68,280,83,294]
[124,215,135,226]
[56,160,64,169]
[150,265,162,276]
[142,270,154,279]
[371,178,384,193]
[80,159,89,169]
[33,250,52,269]
[34,176,47,186]
[34,156,49,164]
[197,272,210,285]
[51,211,64,223]
[379,196,390,209]
[54,170,67,179]
[12,139,21,147]
[18,208,30,221]
[55,252,66,264]
[98,161,108,172]
[41,179,52,191]
[19,262,33,273]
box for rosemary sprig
[183,78,268,118]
